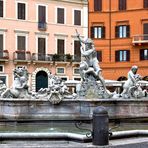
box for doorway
[36,71,48,92]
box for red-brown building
[89,0,148,80]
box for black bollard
[92,106,109,146]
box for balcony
[72,55,81,62]
[0,50,9,62]
[13,50,31,64]
[132,34,148,45]
[38,22,47,31]
[53,54,73,65]
[32,53,53,64]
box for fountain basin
[0,98,148,121]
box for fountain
[0,33,147,147]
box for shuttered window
[38,6,46,23]
[74,40,81,57]
[0,1,3,17]
[57,8,64,24]
[94,0,102,11]
[96,51,102,62]
[115,25,130,38]
[18,3,26,20]
[0,34,3,58]
[144,0,148,8]
[17,36,26,50]
[17,36,26,60]
[115,50,130,62]
[119,0,126,10]
[57,39,65,55]
[0,34,3,51]
[74,10,81,26]
[91,26,105,39]
[140,49,148,60]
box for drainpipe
[109,0,111,62]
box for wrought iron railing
[72,55,81,62]
[38,22,47,31]
[0,50,9,60]
[53,54,73,62]
[13,50,31,61]
[32,53,53,62]
[132,34,148,44]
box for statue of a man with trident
[76,30,112,97]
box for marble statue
[76,30,113,98]
[121,65,147,98]
[0,67,77,104]
[0,80,6,95]
[36,74,77,104]
[1,67,31,98]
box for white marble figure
[1,67,30,98]
[76,30,112,98]
[0,80,6,95]
[121,65,147,98]
[37,74,77,104]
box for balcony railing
[0,50,9,61]
[53,54,72,62]
[132,34,148,44]
[38,22,47,31]
[32,53,53,62]
[13,50,31,61]
[72,55,81,62]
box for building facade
[0,0,88,91]
[89,0,148,80]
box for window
[38,5,46,30]
[91,26,105,39]
[115,50,130,62]
[17,36,26,60]
[0,0,3,17]
[57,8,64,24]
[140,49,148,60]
[74,10,81,26]
[94,0,102,11]
[38,37,46,60]
[38,5,46,23]
[143,23,148,40]
[60,77,67,82]
[57,67,65,74]
[57,39,65,55]
[17,36,26,50]
[96,51,102,62]
[0,75,6,84]
[0,34,3,58]
[115,25,130,38]
[17,3,26,20]
[0,65,4,72]
[74,68,80,75]
[74,77,81,81]
[119,0,126,10]
[74,40,81,61]
[144,0,148,8]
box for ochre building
[89,0,148,80]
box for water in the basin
[0,122,91,134]
[0,122,148,133]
